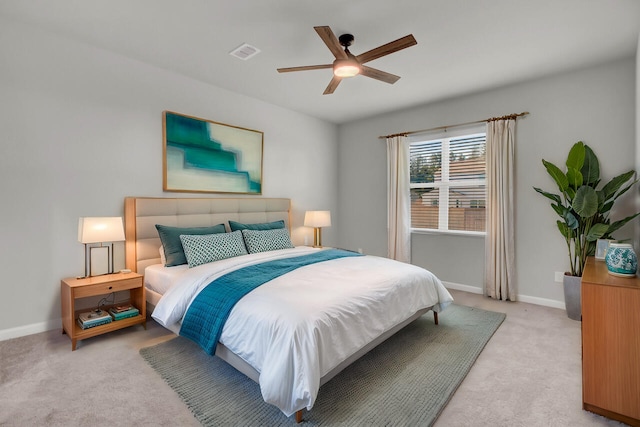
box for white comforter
[151,247,453,417]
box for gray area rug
[140,304,505,426]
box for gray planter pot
[563,274,582,321]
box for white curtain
[386,135,411,263]
[485,119,516,300]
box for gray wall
[337,58,637,307]
[0,18,338,338]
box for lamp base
[313,227,322,248]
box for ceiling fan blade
[356,34,417,64]
[323,75,342,95]
[277,64,333,73]
[360,66,401,84]
[314,26,348,60]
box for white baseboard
[443,281,483,294]
[516,294,566,310]
[0,318,61,342]
[443,281,566,310]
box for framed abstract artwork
[163,111,263,194]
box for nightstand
[60,272,146,350]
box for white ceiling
[2,0,639,124]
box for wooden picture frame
[163,111,263,194]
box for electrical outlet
[554,271,564,283]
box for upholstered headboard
[124,197,291,273]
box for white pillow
[241,228,294,254]
[179,231,248,268]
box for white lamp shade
[78,217,125,243]
[304,211,331,228]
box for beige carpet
[0,290,625,426]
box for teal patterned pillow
[241,228,294,254]
[156,224,226,267]
[179,231,248,268]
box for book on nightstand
[110,304,134,313]
[109,306,139,321]
[77,310,112,329]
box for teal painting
[163,111,263,194]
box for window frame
[409,127,487,236]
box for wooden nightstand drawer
[74,277,141,298]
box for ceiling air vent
[229,43,261,61]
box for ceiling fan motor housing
[338,33,354,47]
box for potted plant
[534,141,639,320]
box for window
[410,130,486,233]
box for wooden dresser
[581,257,640,426]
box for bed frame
[124,196,436,423]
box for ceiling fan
[277,26,417,95]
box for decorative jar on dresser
[604,242,638,277]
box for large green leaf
[564,211,579,229]
[601,200,614,215]
[601,171,635,200]
[551,203,565,217]
[581,144,600,185]
[533,187,561,204]
[573,186,598,218]
[606,213,640,235]
[585,223,608,241]
[596,190,605,208]
[557,220,569,238]
[608,180,637,204]
[566,167,583,189]
[565,141,585,170]
[542,160,569,192]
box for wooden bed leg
[295,409,303,423]
[434,311,438,325]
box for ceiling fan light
[333,59,360,78]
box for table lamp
[78,217,125,277]
[304,210,331,248]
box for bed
[124,197,453,422]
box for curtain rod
[378,111,529,139]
